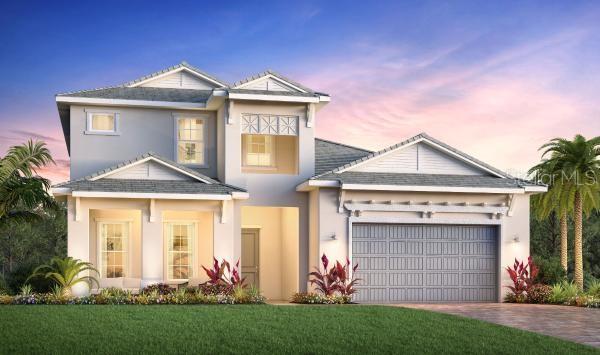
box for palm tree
[528,172,572,272]
[535,135,600,289]
[0,140,55,220]
[27,257,99,297]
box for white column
[141,203,163,287]
[67,196,90,296]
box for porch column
[212,200,239,263]
[141,201,163,287]
[67,196,90,296]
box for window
[176,117,205,165]
[98,222,129,278]
[86,112,119,135]
[243,134,274,167]
[166,222,195,280]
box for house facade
[52,62,545,302]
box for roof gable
[88,153,215,184]
[352,142,486,176]
[125,62,229,89]
[233,70,313,93]
[315,133,511,179]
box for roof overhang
[296,179,547,194]
[227,92,329,103]
[55,96,207,110]
[51,188,249,200]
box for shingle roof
[232,69,316,93]
[54,152,246,195]
[315,138,372,175]
[312,133,513,179]
[228,88,321,98]
[123,61,229,88]
[313,171,538,189]
[57,179,243,195]
[56,87,212,103]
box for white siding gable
[242,77,297,92]
[352,142,486,175]
[139,70,217,90]
[108,161,194,180]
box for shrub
[308,254,360,298]
[27,257,99,297]
[198,283,233,296]
[201,258,246,291]
[549,281,579,305]
[533,256,566,285]
[526,284,552,303]
[503,293,526,303]
[505,257,538,298]
[586,279,600,297]
[574,295,600,308]
[291,292,351,304]
[141,283,173,295]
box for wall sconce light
[330,234,337,240]
[512,235,520,243]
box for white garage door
[352,224,498,303]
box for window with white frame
[165,222,195,280]
[242,134,275,167]
[86,112,119,134]
[176,117,205,165]
[98,221,129,278]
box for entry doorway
[241,229,260,289]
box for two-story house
[52,62,545,302]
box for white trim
[228,92,320,103]
[56,96,207,109]
[75,197,81,221]
[97,220,132,279]
[85,111,120,135]
[295,180,339,191]
[220,200,229,224]
[337,137,506,178]
[306,103,315,128]
[89,156,212,183]
[173,114,209,168]
[128,67,227,88]
[163,220,198,283]
[149,199,156,223]
[241,225,262,229]
[341,183,525,194]
[523,185,547,193]
[344,202,509,215]
[234,74,308,93]
[71,191,233,200]
[231,191,250,199]
[51,187,71,196]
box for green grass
[0,305,596,354]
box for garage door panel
[390,273,423,286]
[353,224,498,303]
[390,288,423,302]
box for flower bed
[291,292,351,304]
[0,285,265,305]
[504,257,600,308]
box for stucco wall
[67,196,238,294]
[311,188,532,301]
[69,105,218,180]
[226,100,314,291]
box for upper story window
[243,135,274,167]
[175,116,206,166]
[85,111,120,135]
[240,114,299,174]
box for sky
[1,0,599,183]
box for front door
[241,229,260,288]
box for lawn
[0,305,596,354]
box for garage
[352,223,498,303]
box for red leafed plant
[202,258,247,289]
[335,258,361,296]
[505,256,538,298]
[309,254,360,296]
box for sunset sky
[1,0,599,183]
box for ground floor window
[98,221,129,278]
[165,222,196,281]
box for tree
[535,135,600,289]
[529,164,572,272]
[0,140,55,221]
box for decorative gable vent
[241,114,298,136]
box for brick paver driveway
[398,303,600,348]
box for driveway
[398,303,600,348]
